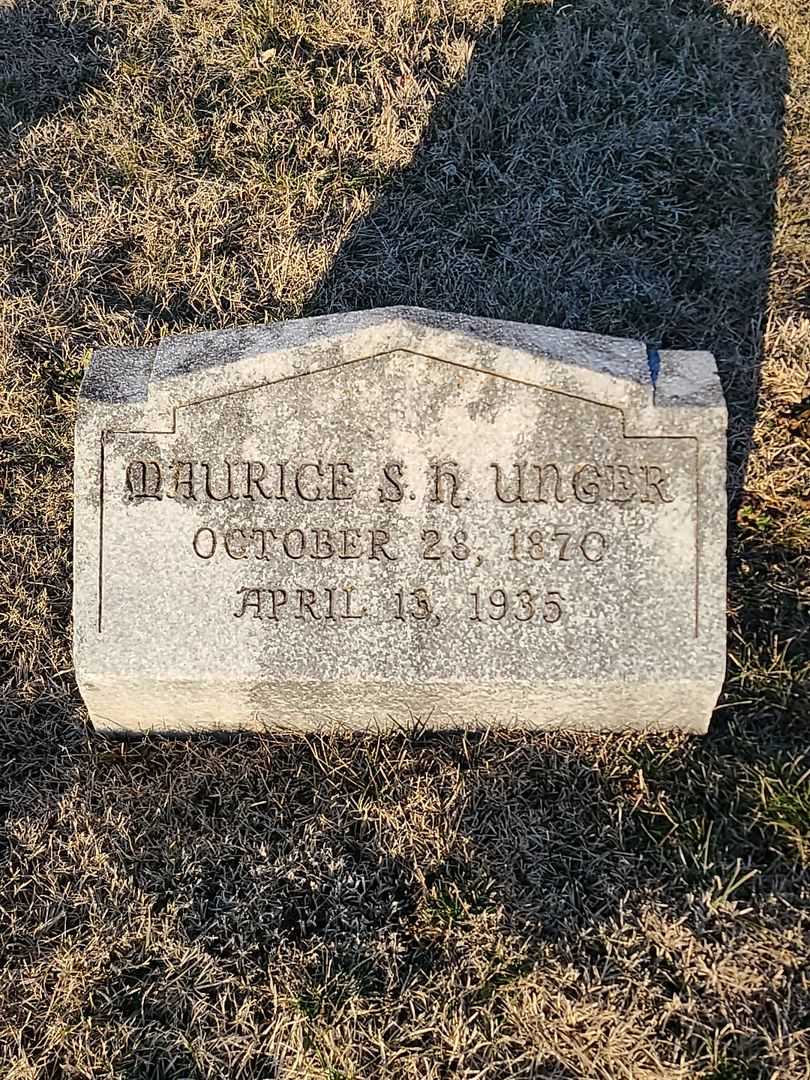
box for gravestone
[73,307,727,734]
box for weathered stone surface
[73,307,727,734]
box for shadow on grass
[0,0,110,146]
[307,0,787,501]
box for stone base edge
[79,677,723,736]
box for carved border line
[97,348,700,638]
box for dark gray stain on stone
[81,345,157,403]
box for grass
[1,0,809,1076]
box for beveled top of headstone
[73,307,727,734]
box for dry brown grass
[1,0,809,1076]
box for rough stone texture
[73,307,727,734]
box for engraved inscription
[124,458,677,506]
[126,460,162,499]
[470,588,564,623]
[112,448,693,636]
[234,585,367,621]
[192,526,398,562]
[491,462,673,504]
[508,528,608,563]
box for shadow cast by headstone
[306,0,786,504]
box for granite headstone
[73,307,727,733]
